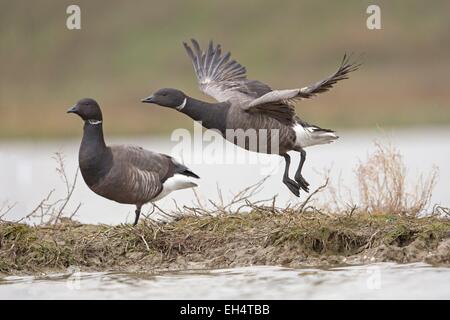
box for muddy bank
[0,211,449,276]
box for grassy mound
[1,211,449,275]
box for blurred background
[1,0,449,138]
[1,0,449,223]
[1,1,450,298]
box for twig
[298,177,329,213]
[11,152,81,225]
[0,202,17,222]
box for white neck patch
[176,98,187,111]
[87,119,102,125]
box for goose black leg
[294,148,309,192]
[133,205,142,226]
[282,154,300,197]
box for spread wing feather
[184,39,359,127]
[183,39,271,102]
[247,54,360,108]
[296,53,360,99]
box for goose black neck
[179,97,229,135]
[79,122,112,187]
[82,122,107,150]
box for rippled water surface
[1,263,449,299]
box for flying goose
[67,98,199,225]
[142,39,359,196]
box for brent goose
[142,39,359,196]
[67,98,199,225]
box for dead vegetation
[0,144,449,275]
[0,206,448,275]
[326,142,440,217]
[355,142,438,216]
[0,153,81,225]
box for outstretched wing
[183,39,271,102]
[296,53,360,99]
[247,54,360,108]
[248,103,297,126]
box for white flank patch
[293,123,338,148]
[293,124,315,148]
[152,174,197,202]
[176,98,187,111]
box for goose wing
[239,54,359,125]
[246,54,360,108]
[106,146,171,200]
[111,146,198,182]
[244,100,298,126]
[183,39,271,102]
[112,146,169,177]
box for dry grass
[0,205,448,275]
[327,142,439,217]
[356,142,438,216]
[0,153,81,225]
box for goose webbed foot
[282,153,300,197]
[294,148,309,193]
[283,178,300,197]
[295,175,310,193]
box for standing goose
[67,98,199,225]
[142,39,359,196]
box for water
[0,263,449,299]
[0,126,449,224]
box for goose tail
[294,123,339,148]
[179,168,200,179]
[171,159,200,179]
[311,129,339,145]
[152,173,198,202]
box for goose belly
[89,167,160,205]
[225,111,295,154]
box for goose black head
[67,98,103,123]
[141,88,187,110]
